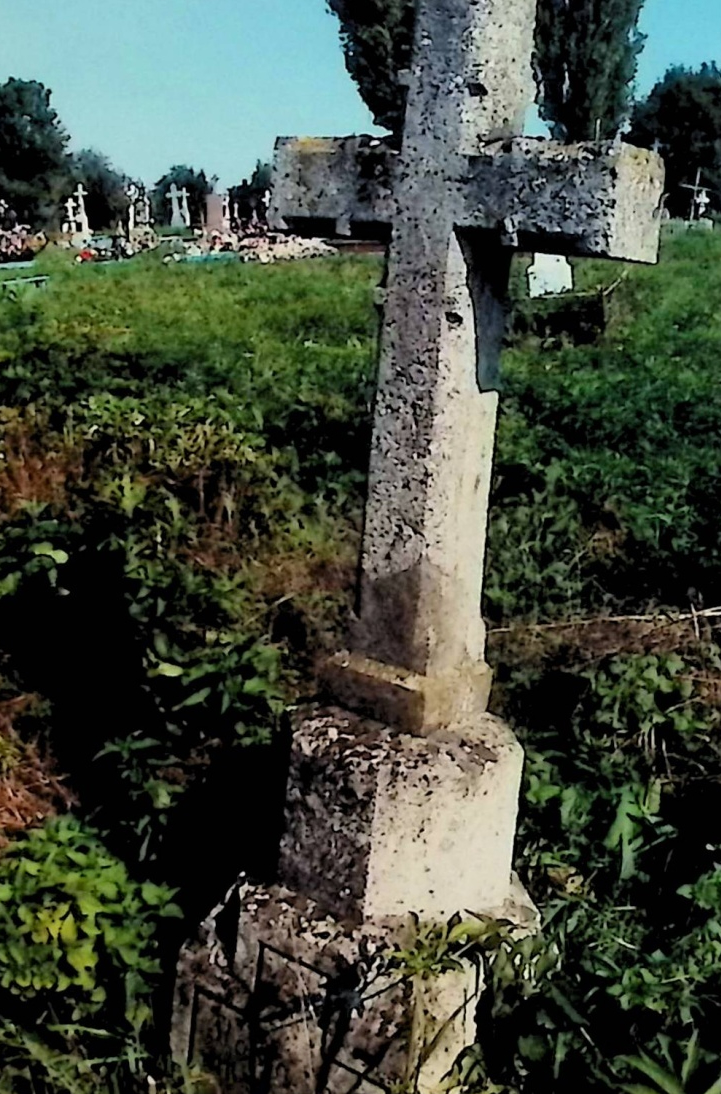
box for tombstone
[173,1,664,1090]
[61,197,76,236]
[137,187,152,228]
[74,184,90,236]
[179,187,191,228]
[527,253,574,298]
[205,193,224,233]
[167,182,184,229]
[682,169,714,227]
[221,191,231,232]
[125,183,139,232]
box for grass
[1,231,721,1089]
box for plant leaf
[621,1055,684,1094]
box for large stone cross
[271,0,664,734]
[172,5,664,1089]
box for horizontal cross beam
[270,135,664,264]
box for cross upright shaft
[351,0,537,709]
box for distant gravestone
[166,183,184,229]
[682,170,715,230]
[179,187,191,228]
[527,253,574,297]
[61,196,76,236]
[137,188,152,227]
[205,193,224,232]
[125,183,139,232]
[74,184,90,236]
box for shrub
[0,816,180,1030]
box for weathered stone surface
[270,137,397,237]
[458,139,664,263]
[279,707,525,923]
[173,882,483,1094]
[271,136,664,265]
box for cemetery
[1,1,721,1093]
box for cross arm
[269,136,397,238]
[270,135,664,264]
[458,138,665,263]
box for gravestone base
[70,231,91,249]
[172,707,536,1092]
[173,883,490,1094]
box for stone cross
[271,0,664,735]
[167,182,184,228]
[173,2,664,1089]
[62,196,76,235]
[681,168,712,222]
[74,183,89,235]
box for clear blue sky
[1,0,718,190]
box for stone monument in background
[527,253,574,298]
[167,182,184,229]
[173,1,664,1090]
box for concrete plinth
[173,883,483,1094]
[278,707,524,923]
[173,707,534,1092]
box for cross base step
[322,652,493,735]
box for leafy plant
[0,816,181,1029]
[618,1032,721,1094]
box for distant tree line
[0,76,271,231]
[629,64,721,218]
[327,1,721,214]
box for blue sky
[1,0,718,189]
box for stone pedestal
[172,708,535,1093]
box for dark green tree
[70,149,129,231]
[0,78,69,226]
[326,0,415,134]
[230,161,273,223]
[629,64,721,217]
[325,0,647,142]
[250,160,272,192]
[535,0,646,140]
[152,165,210,227]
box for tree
[326,0,647,142]
[326,0,414,135]
[250,160,272,193]
[229,161,273,223]
[534,0,646,140]
[0,78,69,226]
[629,64,721,217]
[70,149,128,231]
[152,166,210,227]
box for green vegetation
[2,231,721,1089]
